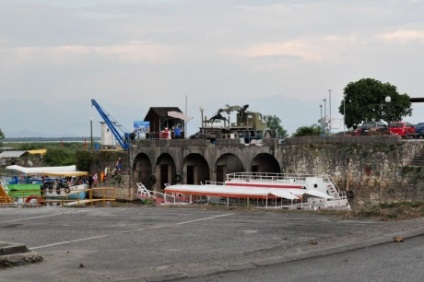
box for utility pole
[329,89,332,134]
[185,95,187,138]
[90,117,93,150]
[320,104,323,136]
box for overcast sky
[1,0,424,138]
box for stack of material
[0,184,14,204]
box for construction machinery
[192,104,273,142]
[91,99,134,150]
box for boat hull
[43,184,88,200]
[164,172,351,210]
[7,183,87,201]
[6,183,41,198]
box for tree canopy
[292,124,322,137]
[264,115,288,138]
[339,78,412,128]
[0,128,4,147]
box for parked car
[358,121,388,135]
[388,121,416,138]
[415,123,424,139]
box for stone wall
[89,151,134,201]
[84,136,424,206]
[279,138,424,207]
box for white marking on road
[130,213,235,232]
[178,213,235,223]
[243,230,258,234]
[0,210,91,224]
[31,235,109,250]
[156,213,235,227]
[30,213,235,250]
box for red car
[389,121,416,138]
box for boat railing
[204,180,224,185]
[337,190,348,200]
[325,175,342,194]
[226,172,332,184]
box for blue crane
[91,99,133,150]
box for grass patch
[353,201,424,220]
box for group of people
[161,125,181,139]
[88,157,123,188]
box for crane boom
[91,99,131,150]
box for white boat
[164,172,351,210]
[40,179,88,201]
[5,165,89,204]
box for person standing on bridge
[161,127,171,139]
[92,171,98,187]
[88,173,93,188]
[174,124,181,139]
[115,157,123,175]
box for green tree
[43,147,75,166]
[75,150,93,172]
[339,78,412,128]
[0,128,4,146]
[292,124,322,137]
[264,115,288,138]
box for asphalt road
[178,233,424,282]
[1,205,423,282]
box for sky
[1,0,424,138]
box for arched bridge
[129,139,283,191]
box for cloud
[1,41,172,67]
[223,33,360,67]
[379,29,424,43]
[226,40,322,61]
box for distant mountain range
[2,135,101,143]
[5,130,63,138]
[1,95,343,139]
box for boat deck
[226,172,332,183]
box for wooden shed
[144,107,193,139]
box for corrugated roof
[0,151,27,158]
[27,149,47,155]
[167,111,193,122]
[145,107,182,119]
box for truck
[191,104,273,142]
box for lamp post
[199,107,204,136]
[343,98,346,135]
[320,104,323,136]
[385,96,391,128]
[90,117,93,150]
[199,107,204,128]
[323,98,327,135]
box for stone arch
[215,153,244,182]
[183,153,210,184]
[251,153,280,172]
[133,153,153,189]
[155,153,177,191]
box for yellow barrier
[0,184,15,204]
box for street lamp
[343,98,346,135]
[90,117,93,150]
[385,96,391,127]
[320,104,323,136]
[323,99,327,135]
[199,107,204,128]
